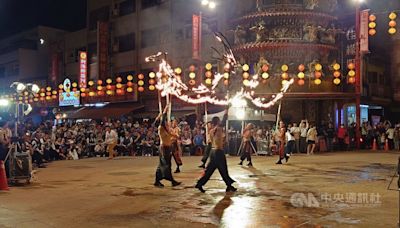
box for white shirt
[290,127,300,139]
[300,127,308,138]
[286,131,295,142]
[105,130,118,144]
[387,128,395,140]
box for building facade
[0,26,65,93]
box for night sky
[0,0,87,39]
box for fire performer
[238,123,255,167]
[276,122,289,164]
[199,122,212,168]
[170,119,183,173]
[195,110,237,193]
[154,106,182,188]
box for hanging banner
[50,53,59,84]
[192,14,202,60]
[360,10,369,54]
[79,51,87,88]
[97,21,109,80]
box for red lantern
[189,65,196,72]
[205,71,212,78]
[348,63,355,70]
[106,85,112,90]
[333,71,341,78]
[138,74,144,80]
[224,80,229,86]
[298,64,305,72]
[116,89,123,95]
[189,80,196,86]
[262,64,269,72]
[149,79,155,85]
[281,72,289,80]
[298,79,305,86]
[97,90,105,96]
[127,81,133,87]
[348,77,356,84]
[81,93,86,97]
[97,80,103,85]
[314,71,322,78]
[116,77,122,83]
[138,87,144,92]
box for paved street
[0,152,399,228]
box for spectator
[337,124,347,151]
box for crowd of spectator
[3,117,208,168]
[1,116,399,169]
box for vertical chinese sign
[50,53,59,85]
[192,14,202,60]
[79,51,87,88]
[97,21,109,80]
[360,10,369,54]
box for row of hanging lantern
[239,62,355,87]
[0,61,359,104]
[368,12,397,36]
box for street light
[201,0,216,9]
[208,1,216,9]
[201,0,209,5]
[9,82,40,137]
[235,108,245,120]
[0,99,9,107]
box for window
[368,72,378,84]
[89,6,110,30]
[175,29,184,40]
[8,62,19,76]
[141,0,159,9]
[119,0,136,16]
[117,33,135,52]
[141,28,159,48]
[87,43,97,64]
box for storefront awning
[67,103,144,119]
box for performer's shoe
[174,167,181,173]
[285,155,290,163]
[154,181,164,188]
[172,181,182,187]
[276,160,283,164]
[226,185,237,192]
[198,164,205,168]
[195,184,206,193]
[238,161,243,165]
[247,162,253,167]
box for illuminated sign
[59,78,80,107]
[79,51,87,88]
[192,14,201,60]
